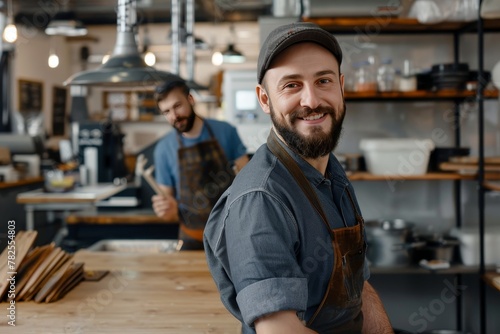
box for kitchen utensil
[365,219,416,267]
[431,63,470,90]
[409,235,460,263]
[360,138,434,175]
[428,147,470,171]
[143,165,164,196]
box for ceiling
[11,0,274,28]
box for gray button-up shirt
[204,138,369,333]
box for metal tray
[87,239,181,253]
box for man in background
[153,74,249,250]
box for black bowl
[429,147,470,171]
[431,63,470,74]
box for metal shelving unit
[305,13,499,333]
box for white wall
[12,32,72,146]
[10,21,261,152]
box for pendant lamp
[64,0,173,87]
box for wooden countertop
[66,209,178,225]
[0,177,43,189]
[1,250,240,333]
[16,183,127,204]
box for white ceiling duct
[64,0,173,87]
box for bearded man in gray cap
[204,22,394,333]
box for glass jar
[398,59,417,92]
[354,61,377,92]
[377,58,396,92]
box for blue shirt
[154,119,247,198]
[203,138,370,333]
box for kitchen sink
[87,239,181,253]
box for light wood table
[1,250,240,333]
[16,183,127,244]
[66,209,178,225]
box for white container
[450,226,500,266]
[360,138,435,175]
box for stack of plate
[431,63,470,90]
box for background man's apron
[177,123,235,250]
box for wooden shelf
[303,17,500,34]
[370,264,489,275]
[348,172,500,181]
[345,89,499,101]
[484,181,500,192]
[483,271,500,293]
[348,172,474,181]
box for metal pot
[409,235,460,264]
[365,219,416,267]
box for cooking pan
[409,235,460,264]
[365,219,421,267]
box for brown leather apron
[177,121,235,249]
[267,130,366,333]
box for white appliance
[223,70,272,154]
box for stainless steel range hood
[64,0,173,87]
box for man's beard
[174,106,196,133]
[270,101,346,159]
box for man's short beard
[174,105,196,133]
[270,102,346,159]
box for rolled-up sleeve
[223,190,309,326]
[237,277,308,325]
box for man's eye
[319,78,332,84]
[284,83,298,89]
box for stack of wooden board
[439,156,500,173]
[0,231,84,303]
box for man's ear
[187,93,195,106]
[340,73,345,97]
[256,84,271,115]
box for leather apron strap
[266,130,365,333]
[266,130,335,240]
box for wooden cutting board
[34,257,74,303]
[449,156,500,164]
[13,246,52,300]
[16,243,56,300]
[0,231,38,299]
[45,262,84,303]
[440,162,500,173]
[23,247,67,301]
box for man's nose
[300,84,321,110]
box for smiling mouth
[301,113,325,121]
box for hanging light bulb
[102,53,110,64]
[2,0,17,43]
[48,53,60,68]
[144,50,156,66]
[211,51,223,66]
[141,25,156,66]
[210,24,246,66]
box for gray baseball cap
[257,22,343,84]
